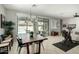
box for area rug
[53,40,79,52]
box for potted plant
[2,21,15,37]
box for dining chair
[17,38,26,54]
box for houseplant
[2,21,15,37]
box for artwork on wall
[67,24,76,29]
[62,24,76,29]
[68,24,76,28]
[0,14,5,28]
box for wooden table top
[24,37,48,44]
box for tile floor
[9,36,79,54]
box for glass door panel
[38,19,49,36]
[18,18,34,39]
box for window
[18,20,26,34]
[18,19,34,35]
[38,22,43,31]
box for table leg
[38,42,41,54]
[7,46,9,54]
[26,43,30,54]
[35,41,43,54]
[36,42,42,54]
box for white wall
[0,5,6,15]
[63,17,79,40]
[0,5,6,27]
[49,18,61,35]
[63,17,79,32]
[6,10,17,40]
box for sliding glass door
[38,18,49,36]
[17,17,34,39]
[18,19,27,37]
[17,16,49,39]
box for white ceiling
[3,4,79,19]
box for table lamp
[0,28,4,43]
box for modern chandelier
[29,4,37,21]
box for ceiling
[3,4,79,19]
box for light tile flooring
[9,36,79,54]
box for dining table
[24,37,48,54]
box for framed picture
[68,24,76,29]
[0,14,5,28]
